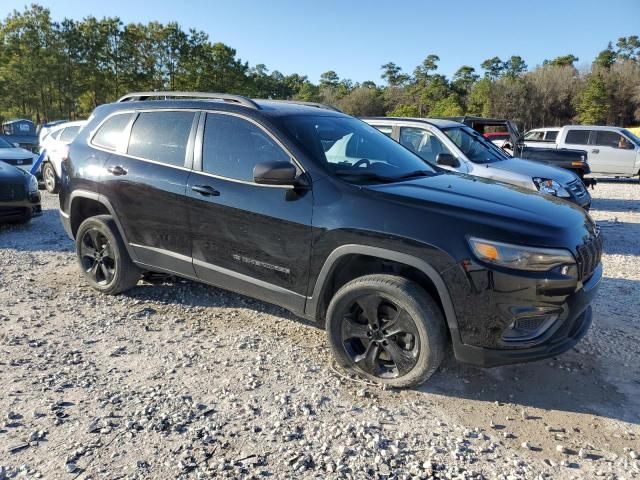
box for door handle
[591,149,599,154]
[107,165,127,176]
[191,185,220,197]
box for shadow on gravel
[121,278,321,329]
[592,198,640,213]
[0,209,73,252]
[597,220,640,255]
[418,353,639,425]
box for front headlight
[533,177,570,198]
[468,237,576,272]
[28,174,38,193]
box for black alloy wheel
[341,294,420,378]
[326,274,446,388]
[79,228,116,285]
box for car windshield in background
[0,138,14,148]
[280,115,436,183]
[443,126,507,164]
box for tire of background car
[42,161,59,194]
[75,215,140,295]
[326,274,446,388]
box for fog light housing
[502,312,559,342]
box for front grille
[515,317,546,332]
[567,179,587,198]
[0,157,33,167]
[0,183,25,201]
[576,230,603,281]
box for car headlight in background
[28,174,38,193]
[468,237,576,272]
[532,177,570,198]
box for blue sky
[2,0,639,83]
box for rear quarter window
[127,111,196,167]
[565,130,591,145]
[92,113,134,151]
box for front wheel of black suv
[75,215,140,295]
[326,274,446,388]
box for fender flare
[68,190,139,262]
[305,244,461,341]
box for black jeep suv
[59,92,602,387]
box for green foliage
[576,74,609,124]
[0,5,638,129]
[428,95,463,117]
[388,104,420,117]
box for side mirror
[253,161,297,186]
[13,142,20,148]
[436,153,460,168]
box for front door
[186,112,313,313]
[590,130,638,175]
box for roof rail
[257,99,343,113]
[116,91,261,110]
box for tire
[42,161,59,194]
[75,215,140,295]
[326,274,447,388]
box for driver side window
[399,127,452,164]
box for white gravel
[1,181,639,479]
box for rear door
[591,130,638,175]
[96,109,198,276]
[186,111,313,313]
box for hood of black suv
[366,172,593,247]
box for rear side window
[93,113,133,151]
[59,126,81,142]
[375,125,393,137]
[202,113,290,181]
[128,111,196,167]
[565,130,591,145]
[545,131,558,141]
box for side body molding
[305,244,461,341]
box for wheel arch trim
[68,190,139,262]
[306,244,461,340]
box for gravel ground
[1,182,639,479]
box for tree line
[1,5,639,129]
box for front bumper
[448,261,601,368]
[0,191,42,223]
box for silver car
[364,117,591,209]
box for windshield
[443,126,507,163]
[279,115,436,183]
[621,129,640,147]
[0,138,14,149]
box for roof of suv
[107,92,346,119]
[363,117,463,129]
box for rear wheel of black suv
[326,274,446,388]
[75,215,140,295]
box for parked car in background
[525,125,640,179]
[364,117,591,209]
[0,161,41,224]
[39,120,86,193]
[523,127,560,146]
[0,136,38,173]
[38,119,69,143]
[446,117,593,186]
[1,119,40,155]
[59,91,601,387]
[483,131,511,149]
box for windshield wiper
[391,170,433,180]
[333,169,397,183]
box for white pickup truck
[524,125,640,179]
